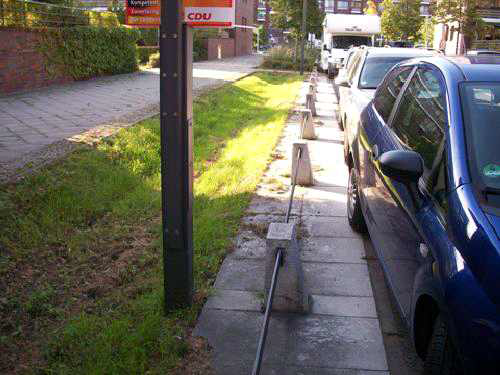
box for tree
[270,0,324,39]
[431,0,486,50]
[381,0,423,41]
[419,17,434,47]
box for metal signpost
[126,0,235,312]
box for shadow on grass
[0,72,302,373]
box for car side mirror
[379,150,424,209]
[379,150,423,183]
[337,77,350,88]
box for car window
[359,56,418,89]
[373,66,414,123]
[391,67,447,177]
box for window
[373,66,414,123]
[391,67,447,174]
[337,1,349,10]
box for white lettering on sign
[187,13,213,20]
[184,7,234,26]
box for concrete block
[265,222,309,313]
[309,83,317,100]
[301,237,366,264]
[306,93,317,116]
[292,143,314,187]
[300,109,316,140]
[310,295,377,318]
[303,262,373,297]
[205,289,262,312]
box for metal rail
[285,147,302,224]
[251,247,283,375]
[252,146,303,374]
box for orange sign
[125,0,161,28]
[125,0,235,28]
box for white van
[319,14,381,78]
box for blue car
[345,55,500,374]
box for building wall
[0,29,73,95]
[234,0,255,56]
[206,38,236,60]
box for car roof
[435,56,500,81]
[364,47,436,58]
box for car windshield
[331,36,371,49]
[460,82,500,191]
[358,56,413,89]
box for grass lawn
[0,72,302,374]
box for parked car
[345,55,500,374]
[466,49,500,56]
[336,47,436,148]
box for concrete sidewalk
[194,75,389,374]
[0,54,262,174]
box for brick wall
[0,29,73,95]
[206,38,235,60]
[234,0,255,56]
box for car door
[341,50,364,137]
[358,65,415,228]
[369,65,448,321]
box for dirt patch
[0,215,161,374]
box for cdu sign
[125,0,235,28]
[184,0,235,28]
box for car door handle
[371,145,379,160]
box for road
[0,54,262,180]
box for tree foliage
[381,0,423,41]
[270,0,324,38]
[431,0,486,48]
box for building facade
[433,0,500,54]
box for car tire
[347,167,367,233]
[424,314,464,375]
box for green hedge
[39,26,140,80]
[262,46,320,72]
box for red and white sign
[184,0,235,27]
[125,0,235,28]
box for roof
[445,56,500,81]
[365,47,437,58]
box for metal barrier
[251,145,303,375]
[286,147,302,223]
[251,247,283,375]
[0,0,118,28]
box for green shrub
[39,26,140,80]
[262,46,320,72]
[148,52,160,68]
[138,47,159,65]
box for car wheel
[347,167,367,233]
[424,314,464,375]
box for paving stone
[230,229,267,259]
[1,54,262,165]
[301,237,366,264]
[214,258,264,291]
[195,309,388,374]
[194,309,288,373]
[302,216,362,238]
[301,186,347,217]
[288,315,388,370]
[304,262,373,297]
[204,289,262,312]
[310,295,377,318]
